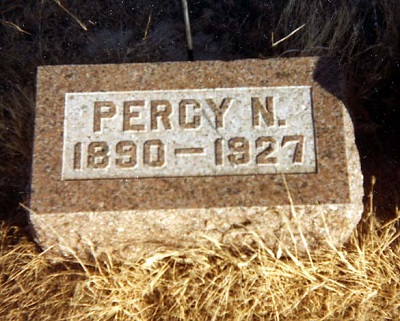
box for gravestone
[30,58,363,258]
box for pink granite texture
[30,58,363,259]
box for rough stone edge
[30,203,361,261]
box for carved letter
[251,97,275,127]
[206,98,234,128]
[123,100,145,131]
[179,99,201,129]
[151,100,172,130]
[93,101,116,132]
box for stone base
[30,58,364,259]
[30,203,361,260]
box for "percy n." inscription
[62,86,316,179]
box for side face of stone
[30,58,363,258]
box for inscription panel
[62,86,316,179]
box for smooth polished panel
[62,87,316,179]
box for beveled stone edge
[342,103,364,211]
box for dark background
[1,0,399,225]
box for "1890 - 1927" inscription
[62,87,316,180]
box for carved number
[228,137,250,165]
[215,135,304,166]
[256,136,277,164]
[116,141,137,168]
[281,135,304,163]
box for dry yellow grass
[1,194,399,320]
[1,1,400,320]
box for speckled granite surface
[30,57,363,259]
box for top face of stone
[31,58,355,214]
